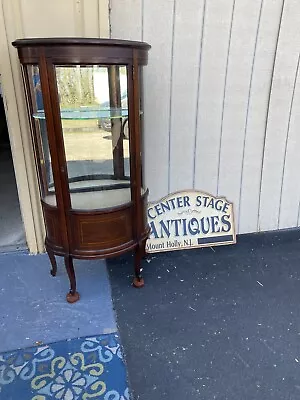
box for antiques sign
[146,190,236,253]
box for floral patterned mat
[0,333,129,400]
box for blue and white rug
[0,333,129,400]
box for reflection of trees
[56,67,95,107]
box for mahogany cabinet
[13,38,151,302]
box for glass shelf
[44,187,146,210]
[33,107,129,120]
[48,178,130,193]
[44,188,132,209]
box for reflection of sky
[93,68,127,104]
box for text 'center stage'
[146,190,236,253]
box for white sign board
[146,191,236,253]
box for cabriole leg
[64,256,80,303]
[46,245,57,277]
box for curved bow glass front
[56,65,130,210]
[27,65,55,201]
[33,64,133,210]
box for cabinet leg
[46,245,57,277]
[64,256,80,303]
[133,242,145,288]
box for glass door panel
[27,65,55,205]
[55,65,130,210]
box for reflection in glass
[54,65,130,210]
[28,65,54,200]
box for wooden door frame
[0,0,110,253]
[0,0,44,253]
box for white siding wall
[111,0,300,234]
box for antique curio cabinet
[12,38,151,303]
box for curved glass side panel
[26,65,55,204]
[138,66,146,191]
[55,65,131,210]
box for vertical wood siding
[18,0,109,38]
[238,0,284,233]
[259,0,300,231]
[112,0,300,234]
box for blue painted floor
[0,251,117,353]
